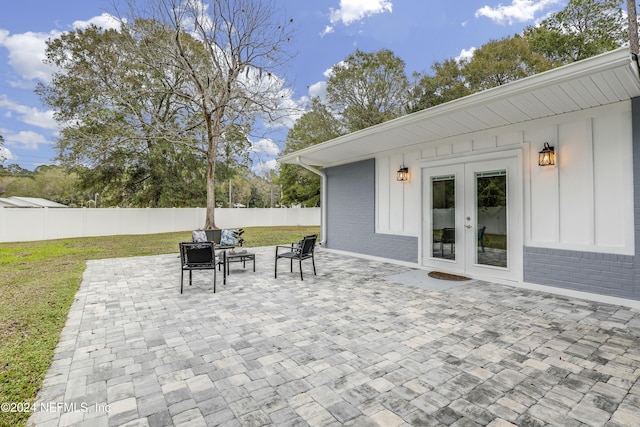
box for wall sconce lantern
[538,142,555,166]
[396,165,409,182]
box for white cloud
[320,25,334,36]
[308,81,327,102]
[323,64,340,79]
[251,138,280,157]
[251,158,278,176]
[72,13,121,31]
[475,0,562,25]
[322,0,393,36]
[0,13,120,86]
[3,130,51,150]
[276,97,307,129]
[330,0,393,25]
[0,145,15,162]
[238,67,305,129]
[456,47,476,62]
[304,62,343,103]
[0,29,60,83]
[0,96,58,130]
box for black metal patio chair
[478,226,486,253]
[179,242,218,293]
[441,227,456,255]
[275,234,317,280]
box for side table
[224,251,256,277]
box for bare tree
[117,0,295,228]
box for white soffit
[279,48,640,168]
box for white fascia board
[278,48,640,167]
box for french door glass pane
[475,170,507,268]
[432,175,455,260]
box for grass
[482,233,507,250]
[0,226,319,427]
[433,230,507,250]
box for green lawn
[0,226,319,427]
[481,233,507,250]
[433,230,507,250]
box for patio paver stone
[28,247,640,426]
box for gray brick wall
[523,96,640,301]
[325,159,418,263]
[523,247,637,299]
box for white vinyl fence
[0,207,320,243]
[432,207,507,235]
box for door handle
[465,224,473,229]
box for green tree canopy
[1,165,80,205]
[408,59,471,113]
[407,0,626,114]
[524,0,626,65]
[463,35,551,91]
[37,21,208,207]
[327,48,409,132]
[38,0,295,219]
[280,98,342,207]
[0,134,5,163]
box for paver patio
[28,246,640,427]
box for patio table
[223,250,255,276]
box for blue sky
[0,0,570,173]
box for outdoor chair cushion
[192,230,208,243]
[220,229,238,246]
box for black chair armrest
[275,243,299,256]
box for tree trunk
[628,0,639,55]
[204,136,217,230]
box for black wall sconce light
[396,165,409,181]
[538,142,555,166]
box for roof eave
[278,47,640,167]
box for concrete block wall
[325,159,418,263]
[523,247,637,299]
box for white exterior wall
[375,152,421,236]
[527,102,635,254]
[0,207,320,243]
[376,100,635,255]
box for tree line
[36,0,293,224]
[0,0,630,213]
[280,0,627,207]
[0,163,281,208]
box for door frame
[422,164,466,274]
[420,149,524,282]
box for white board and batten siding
[375,100,635,256]
[376,152,421,236]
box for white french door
[422,157,522,282]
